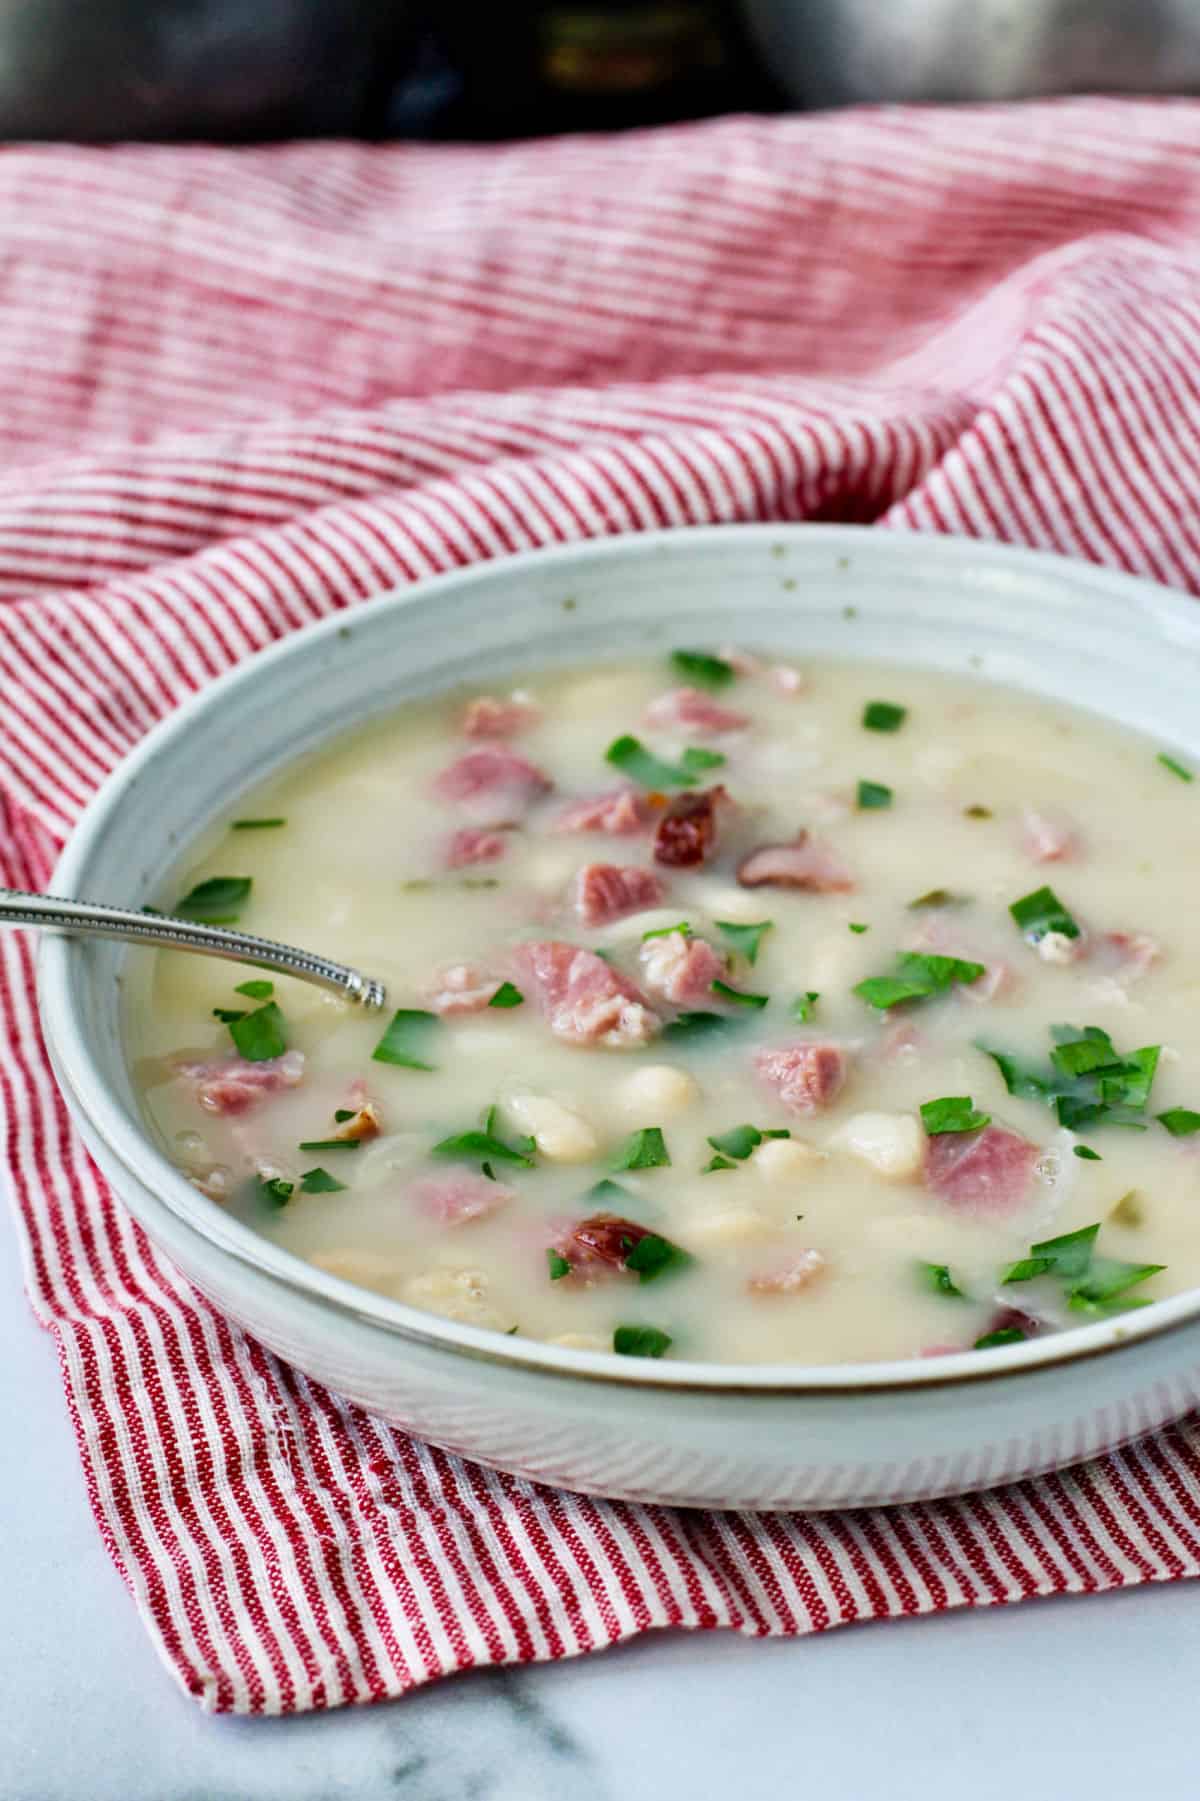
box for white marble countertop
[3,1200,1198,1801]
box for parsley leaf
[232,817,286,830]
[975,1327,1026,1349]
[299,1167,345,1194]
[488,982,525,1009]
[862,700,906,732]
[333,1109,355,1123]
[228,1001,286,1062]
[670,648,735,691]
[920,1262,964,1299]
[662,1010,744,1044]
[1074,1145,1102,1161]
[613,1324,672,1358]
[371,1008,439,1070]
[711,978,769,1009]
[980,1026,1160,1131]
[908,889,967,910]
[682,746,726,773]
[1009,884,1081,943]
[605,734,698,789]
[791,991,820,1022]
[624,1233,691,1284]
[703,1154,737,1172]
[613,1127,671,1170]
[920,1096,990,1135]
[848,922,869,935]
[1157,752,1193,782]
[432,1128,536,1168]
[234,978,274,1000]
[715,919,773,965]
[175,874,251,924]
[547,1249,572,1280]
[855,951,985,1011]
[297,1138,361,1153]
[212,1007,246,1024]
[856,780,893,810]
[706,1123,789,1161]
[642,921,692,941]
[255,1174,293,1208]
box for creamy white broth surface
[130,651,1200,1365]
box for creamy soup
[130,648,1200,1366]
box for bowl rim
[37,521,1200,1396]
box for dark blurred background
[3,0,1200,142]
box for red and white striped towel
[5,100,1200,1713]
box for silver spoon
[0,888,388,1011]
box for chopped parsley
[613,1324,673,1359]
[432,1125,536,1168]
[585,1177,635,1206]
[605,734,698,789]
[371,1008,439,1070]
[706,1123,790,1161]
[624,1233,691,1284]
[964,805,993,820]
[1074,1145,1102,1161]
[297,1138,361,1153]
[856,780,893,810]
[488,982,525,1009]
[670,648,735,691]
[212,1006,246,1024]
[1157,752,1193,783]
[642,921,692,941]
[1000,1221,1163,1316]
[790,991,820,1022]
[848,922,869,934]
[613,1127,671,1170]
[862,700,906,733]
[255,1174,293,1208]
[920,1096,990,1135]
[715,919,773,965]
[228,1000,286,1062]
[1009,884,1081,944]
[175,875,251,924]
[855,951,985,1012]
[920,1262,964,1299]
[682,746,726,773]
[703,1154,737,1172]
[299,1167,346,1194]
[978,1024,1161,1132]
[662,1010,744,1044]
[232,817,286,830]
[547,1249,572,1281]
[1158,1108,1200,1137]
[334,1108,355,1123]
[711,978,769,1009]
[234,978,274,1000]
[909,890,967,911]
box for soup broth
[130,649,1200,1365]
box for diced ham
[737,831,854,893]
[755,1042,848,1115]
[1094,930,1161,984]
[462,694,538,738]
[652,786,727,869]
[747,1249,826,1295]
[572,862,666,926]
[411,1167,514,1226]
[432,745,552,825]
[427,962,502,1016]
[925,1124,1039,1217]
[1020,808,1078,864]
[982,1304,1042,1340]
[639,930,725,1004]
[555,1212,656,1276]
[173,1049,305,1116]
[643,686,750,736]
[514,940,661,1049]
[553,787,651,836]
[444,826,508,868]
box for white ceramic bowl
[39,525,1200,1511]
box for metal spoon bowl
[0,888,388,1011]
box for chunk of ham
[652,786,727,869]
[514,940,660,1048]
[639,930,725,1004]
[643,687,750,736]
[444,826,508,868]
[755,1042,848,1115]
[737,831,853,893]
[747,1249,827,1295]
[553,787,651,836]
[555,1212,657,1276]
[1020,808,1078,864]
[427,963,502,1016]
[432,745,552,825]
[173,1049,304,1116]
[925,1124,1039,1217]
[410,1167,514,1226]
[462,694,538,738]
[1094,930,1161,984]
[572,862,666,927]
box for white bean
[507,1092,598,1163]
[614,1063,698,1120]
[749,1137,825,1184]
[831,1111,924,1181]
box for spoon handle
[0,888,388,1011]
